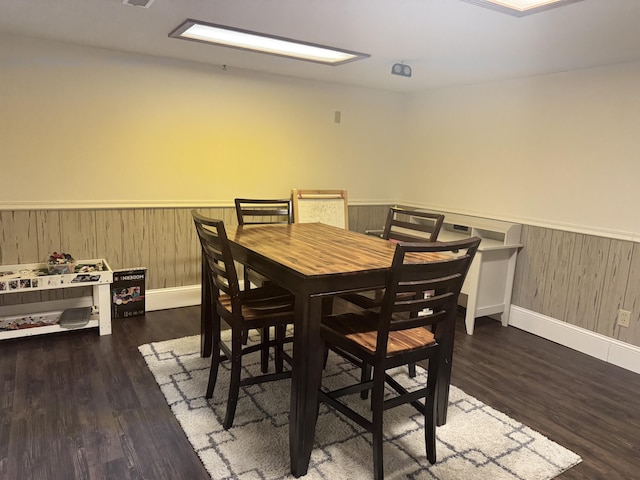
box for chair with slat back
[317,237,480,480]
[234,198,294,373]
[384,207,445,243]
[234,198,293,289]
[342,206,446,309]
[192,210,295,429]
[235,198,293,226]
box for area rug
[139,334,581,480]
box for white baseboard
[146,285,201,312]
[144,281,246,312]
[510,306,640,375]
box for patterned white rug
[139,334,581,480]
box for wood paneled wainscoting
[0,205,390,308]
[512,224,640,370]
[2,205,639,372]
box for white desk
[370,210,522,334]
[417,211,522,334]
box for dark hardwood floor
[1,305,639,479]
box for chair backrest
[192,210,241,311]
[235,198,293,225]
[376,237,481,353]
[382,207,445,243]
[291,189,348,229]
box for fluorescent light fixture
[460,0,583,16]
[169,19,370,65]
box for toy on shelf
[47,252,76,274]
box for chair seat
[322,311,436,355]
[217,284,294,322]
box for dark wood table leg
[289,294,324,477]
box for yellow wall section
[0,34,405,205]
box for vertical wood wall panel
[95,209,124,269]
[512,227,640,348]
[596,240,633,337]
[541,230,576,320]
[563,235,610,331]
[36,210,62,262]
[60,210,99,300]
[147,209,176,289]
[0,211,40,306]
[618,243,640,346]
[512,225,552,313]
[120,209,150,273]
[59,210,98,260]
[348,204,391,234]
[36,210,64,302]
[0,210,39,265]
[174,208,199,287]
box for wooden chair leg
[205,326,221,398]
[372,369,386,480]
[425,357,439,464]
[360,363,372,399]
[201,317,212,358]
[201,279,213,357]
[260,327,270,373]
[243,266,252,290]
[425,396,437,464]
[223,330,243,430]
[275,325,285,373]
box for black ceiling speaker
[391,63,412,78]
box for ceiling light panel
[460,0,584,17]
[169,20,370,65]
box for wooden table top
[226,223,397,276]
[226,223,446,277]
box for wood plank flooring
[1,305,639,479]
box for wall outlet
[618,309,631,328]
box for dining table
[221,222,455,477]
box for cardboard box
[111,268,146,319]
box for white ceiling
[2,0,640,93]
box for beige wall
[0,34,404,207]
[402,62,640,240]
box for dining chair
[192,210,295,429]
[235,198,293,291]
[341,207,445,310]
[235,198,293,373]
[317,237,480,480]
